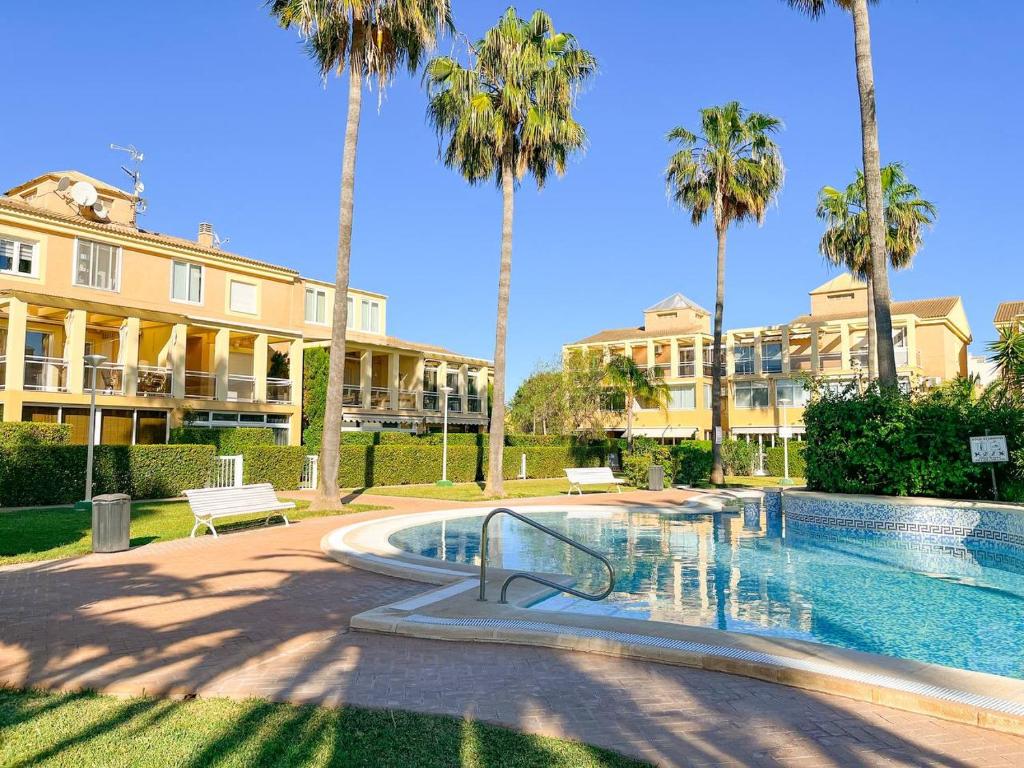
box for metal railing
[299,454,319,489]
[677,361,696,377]
[398,389,418,409]
[646,364,672,379]
[137,365,171,397]
[422,391,440,411]
[85,362,125,395]
[447,395,462,413]
[227,374,256,402]
[267,377,292,404]
[788,354,813,372]
[467,395,482,413]
[818,352,843,370]
[185,370,216,399]
[478,508,616,605]
[369,387,390,409]
[343,384,362,406]
[23,356,68,392]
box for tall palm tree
[785,0,898,387]
[666,102,784,485]
[605,355,669,451]
[424,8,596,496]
[270,0,452,507]
[817,163,936,379]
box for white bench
[564,467,626,496]
[185,483,295,538]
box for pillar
[214,328,231,401]
[725,334,735,376]
[646,339,655,370]
[4,298,27,394]
[623,341,632,364]
[414,356,425,410]
[360,349,372,409]
[839,322,851,371]
[810,326,820,374]
[122,317,141,397]
[781,326,791,373]
[437,360,448,411]
[389,351,400,410]
[693,335,704,379]
[288,338,303,443]
[65,309,87,394]
[460,363,469,413]
[477,366,489,417]
[905,320,917,369]
[254,333,269,402]
[170,323,187,399]
[753,330,763,376]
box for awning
[631,427,698,439]
[730,426,805,435]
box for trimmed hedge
[673,441,713,484]
[337,445,481,487]
[504,434,568,447]
[243,446,307,490]
[765,443,806,478]
[497,445,604,480]
[0,422,71,447]
[0,445,217,507]
[171,427,275,454]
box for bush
[765,442,806,478]
[302,346,330,448]
[421,432,486,446]
[803,383,1024,501]
[497,445,604,480]
[375,432,421,445]
[170,427,275,454]
[0,445,216,507]
[504,434,568,447]
[243,446,308,490]
[673,441,713,484]
[0,422,71,447]
[622,445,673,489]
[337,445,481,487]
[721,440,756,476]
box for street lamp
[436,385,454,487]
[778,401,795,486]
[79,354,107,509]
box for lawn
[0,688,646,768]
[0,499,383,566]
[363,477,634,502]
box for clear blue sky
[4,2,1021,391]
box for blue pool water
[389,507,1024,679]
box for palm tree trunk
[315,21,364,509]
[710,222,727,486]
[851,0,897,387]
[485,158,514,496]
[625,393,633,452]
[866,273,877,381]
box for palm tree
[424,8,596,496]
[785,0,898,387]
[270,0,452,507]
[604,355,670,451]
[989,327,1024,402]
[817,163,936,379]
[666,102,784,485]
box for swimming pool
[389,506,1024,679]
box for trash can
[92,494,131,553]
[648,463,665,491]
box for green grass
[0,689,646,768]
[363,477,635,502]
[0,499,384,566]
[692,475,806,489]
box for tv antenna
[213,231,230,249]
[110,143,147,220]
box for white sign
[778,427,794,440]
[970,435,1008,464]
[714,426,723,445]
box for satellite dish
[56,176,72,192]
[91,202,109,220]
[69,181,98,208]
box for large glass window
[0,237,36,277]
[75,239,120,291]
[734,381,770,409]
[305,287,327,324]
[100,409,134,445]
[668,384,696,410]
[360,299,381,333]
[172,261,203,304]
[762,342,783,373]
[136,411,169,444]
[61,408,91,445]
[776,378,809,407]
[346,296,354,329]
[229,280,257,314]
[704,383,713,409]
[734,344,756,375]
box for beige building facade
[0,170,489,445]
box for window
[136,411,168,444]
[305,287,328,324]
[668,384,696,410]
[346,296,354,329]
[171,261,203,304]
[75,239,120,291]
[0,237,37,277]
[762,342,783,374]
[734,344,755,375]
[229,280,257,314]
[735,381,770,409]
[361,299,381,333]
[776,378,808,407]
[704,383,713,409]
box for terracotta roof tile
[570,325,705,345]
[994,301,1024,324]
[790,296,960,325]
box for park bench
[185,483,295,538]
[564,467,626,496]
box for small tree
[604,355,669,451]
[509,365,566,435]
[563,348,610,441]
[989,327,1024,403]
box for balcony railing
[343,384,362,406]
[267,377,292,404]
[423,391,440,411]
[0,355,5,390]
[227,375,256,403]
[185,370,216,400]
[24,356,68,392]
[818,352,843,370]
[467,395,482,414]
[137,365,171,397]
[85,362,125,395]
[789,354,813,372]
[370,387,390,409]
[398,389,418,409]
[677,361,696,377]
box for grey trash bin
[92,494,131,553]
[648,463,665,491]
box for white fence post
[211,455,244,488]
[300,455,319,489]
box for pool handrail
[477,507,616,605]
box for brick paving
[2,491,1024,767]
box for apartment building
[0,170,489,444]
[564,275,972,445]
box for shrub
[375,432,421,445]
[243,446,308,490]
[765,442,806,478]
[497,445,604,480]
[340,432,377,446]
[421,432,486,446]
[673,441,713,484]
[170,427,275,454]
[0,422,71,447]
[622,446,673,489]
[504,434,568,447]
[302,346,330,448]
[337,445,481,487]
[0,445,216,507]
[721,440,756,476]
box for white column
[753,331,763,376]
[123,317,141,396]
[288,338,303,444]
[669,337,680,378]
[781,326,791,373]
[810,325,821,374]
[254,333,269,403]
[65,309,87,394]
[414,356,425,410]
[360,349,372,409]
[214,328,231,401]
[389,351,400,410]
[170,324,187,399]
[839,322,851,371]
[725,334,736,376]
[4,298,27,393]
[460,363,469,413]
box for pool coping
[322,505,1024,736]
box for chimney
[197,222,214,248]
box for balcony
[24,356,68,392]
[85,363,125,395]
[227,375,256,403]
[185,370,216,400]
[646,364,672,379]
[467,395,482,414]
[789,354,813,372]
[423,391,440,411]
[819,352,843,370]
[677,361,696,378]
[267,377,292,405]
[343,384,362,407]
[369,387,390,409]
[398,390,418,409]
[137,365,171,397]
[447,394,463,413]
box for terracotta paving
[2,490,1024,767]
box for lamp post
[80,354,107,509]
[779,401,795,486]
[436,385,454,487]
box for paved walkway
[2,490,1023,767]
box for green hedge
[0,422,71,447]
[243,446,307,490]
[504,434,568,447]
[496,446,604,480]
[622,448,673,489]
[673,441,713,484]
[171,427,275,454]
[721,440,756,476]
[765,443,806,478]
[0,445,216,507]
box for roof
[569,324,707,346]
[645,292,709,314]
[307,330,492,366]
[809,273,867,294]
[994,301,1024,325]
[4,170,134,200]
[790,296,961,325]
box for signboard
[970,435,1008,464]
[778,427,794,440]
[714,426,723,445]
